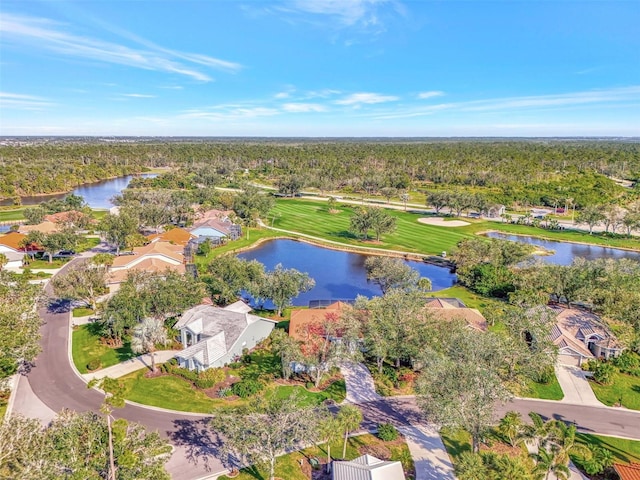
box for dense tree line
[2,140,639,209]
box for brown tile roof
[0,232,27,251]
[201,209,234,220]
[425,298,488,331]
[147,227,195,246]
[554,308,622,353]
[615,463,640,480]
[108,259,186,284]
[19,221,60,234]
[289,301,351,341]
[190,217,234,235]
[111,241,183,268]
[44,210,85,223]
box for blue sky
[1,0,639,136]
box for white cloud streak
[0,92,55,110]
[0,13,242,82]
[120,93,156,98]
[281,102,327,112]
[374,86,640,119]
[335,92,399,105]
[417,90,445,99]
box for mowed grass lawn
[120,368,346,413]
[0,208,25,222]
[72,323,135,373]
[218,433,414,480]
[269,199,640,255]
[271,199,476,256]
[590,372,640,410]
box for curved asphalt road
[21,257,640,479]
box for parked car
[52,250,76,259]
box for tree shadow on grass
[328,230,360,240]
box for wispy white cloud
[180,106,280,121]
[417,90,445,99]
[271,0,403,36]
[160,86,184,90]
[0,13,242,82]
[120,93,156,98]
[374,86,640,119]
[281,102,327,112]
[275,92,291,99]
[0,92,55,110]
[305,88,341,98]
[335,92,399,105]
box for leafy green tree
[101,270,203,343]
[232,184,274,222]
[98,212,139,255]
[576,205,606,234]
[337,405,363,459]
[277,175,305,197]
[205,255,265,305]
[264,264,315,316]
[400,192,410,211]
[349,206,396,241]
[0,410,171,480]
[426,191,450,214]
[131,318,169,374]
[0,271,42,377]
[51,260,109,310]
[210,392,327,480]
[23,206,47,225]
[364,256,420,295]
[415,324,511,453]
[0,254,7,271]
[380,186,397,203]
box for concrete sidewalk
[398,424,456,480]
[339,361,381,404]
[83,350,177,381]
[556,364,605,407]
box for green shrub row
[230,379,264,398]
[161,359,227,389]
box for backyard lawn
[589,372,640,410]
[217,433,415,480]
[575,434,640,464]
[72,323,135,373]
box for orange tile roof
[111,241,183,267]
[109,259,186,284]
[0,232,27,250]
[44,210,84,223]
[615,463,640,480]
[147,228,195,246]
[289,301,351,341]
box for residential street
[10,256,640,480]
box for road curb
[3,373,19,420]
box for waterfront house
[425,298,488,331]
[189,216,242,242]
[332,454,406,480]
[289,301,352,341]
[174,302,277,371]
[552,307,624,367]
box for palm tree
[131,317,168,373]
[533,447,570,480]
[337,405,363,459]
[497,411,524,447]
[319,416,342,472]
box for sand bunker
[418,217,470,227]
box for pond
[486,232,640,265]
[237,239,457,307]
[0,173,157,209]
